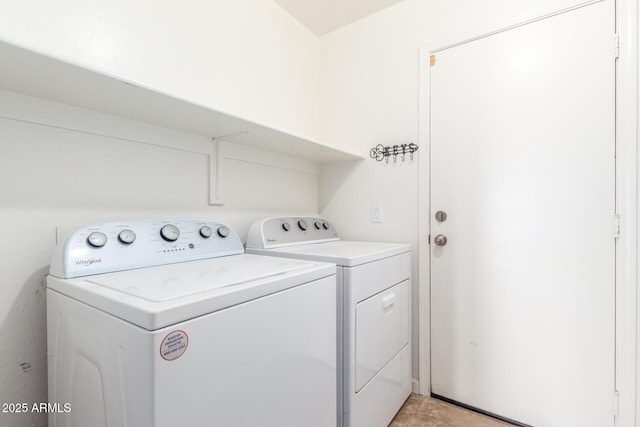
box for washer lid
[248,241,411,267]
[86,255,313,302]
[47,254,335,330]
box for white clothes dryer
[47,219,337,427]
[246,217,412,427]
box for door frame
[417,1,638,425]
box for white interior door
[429,2,616,426]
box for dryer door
[355,279,409,391]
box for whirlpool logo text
[75,258,102,266]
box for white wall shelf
[0,39,363,163]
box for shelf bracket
[209,132,249,206]
[209,138,225,206]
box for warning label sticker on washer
[160,330,188,361]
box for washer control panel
[246,217,339,249]
[50,220,244,278]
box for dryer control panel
[246,217,340,249]
[50,220,244,278]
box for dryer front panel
[354,280,409,391]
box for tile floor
[389,393,513,427]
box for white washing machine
[47,219,337,427]
[246,217,412,427]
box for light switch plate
[371,203,384,223]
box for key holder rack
[370,143,419,163]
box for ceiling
[273,0,406,36]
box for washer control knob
[87,231,107,248]
[118,229,136,244]
[298,219,308,231]
[217,226,230,238]
[314,221,322,230]
[282,222,291,232]
[199,226,213,238]
[322,221,329,230]
[160,224,180,242]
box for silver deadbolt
[434,234,447,246]
[435,210,447,222]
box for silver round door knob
[434,234,447,246]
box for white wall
[318,0,425,386]
[0,89,319,427]
[318,0,609,391]
[0,0,321,140]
